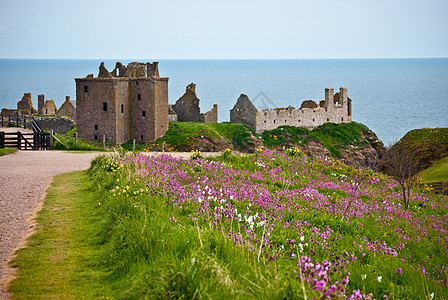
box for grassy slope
[261,122,381,157]
[419,156,448,183]
[9,171,112,298]
[53,132,110,151]
[391,128,448,172]
[122,122,256,152]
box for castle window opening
[264,120,266,123]
[273,120,276,123]
[142,111,146,117]
[94,135,98,140]
[102,102,108,112]
[94,125,98,130]
[121,104,124,113]
[84,86,88,93]
[136,81,139,85]
[341,117,344,121]
[45,109,48,114]
[138,94,141,101]
[327,118,329,122]
[285,120,287,123]
[313,118,315,122]
[141,135,143,140]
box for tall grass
[84,149,447,299]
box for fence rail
[0,115,34,128]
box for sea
[0,58,447,145]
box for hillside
[261,122,385,169]
[379,128,448,194]
[385,128,448,172]
[123,122,262,153]
[136,122,385,170]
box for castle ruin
[171,83,218,123]
[75,61,168,144]
[230,87,352,133]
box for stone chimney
[38,94,45,115]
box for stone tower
[75,62,168,144]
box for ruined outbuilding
[75,61,168,144]
[17,93,37,115]
[42,100,57,115]
[230,87,352,133]
[56,96,77,121]
[230,94,258,130]
[171,83,218,123]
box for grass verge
[0,148,18,156]
[8,171,112,299]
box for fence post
[103,135,106,149]
[17,131,21,150]
[132,139,136,152]
[1,115,3,127]
[0,132,4,148]
[75,132,78,148]
[16,115,19,128]
[50,130,54,149]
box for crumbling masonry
[171,83,218,123]
[230,87,352,133]
[75,62,168,144]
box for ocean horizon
[1,58,447,145]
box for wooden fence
[0,131,50,150]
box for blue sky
[0,0,447,59]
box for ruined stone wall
[1,108,17,117]
[17,93,37,115]
[254,87,351,133]
[255,106,327,133]
[172,84,202,122]
[35,116,75,134]
[203,104,218,123]
[168,105,178,122]
[230,94,258,130]
[56,96,76,121]
[76,78,119,143]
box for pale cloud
[0,26,7,32]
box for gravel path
[0,150,103,299]
[0,131,219,299]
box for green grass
[9,171,112,299]
[121,122,256,152]
[390,128,448,172]
[0,148,18,156]
[419,156,448,183]
[261,122,377,157]
[8,151,448,298]
[53,132,110,151]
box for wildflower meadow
[88,148,448,299]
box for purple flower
[396,267,402,274]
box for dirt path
[0,141,219,299]
[0,150,103,299]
